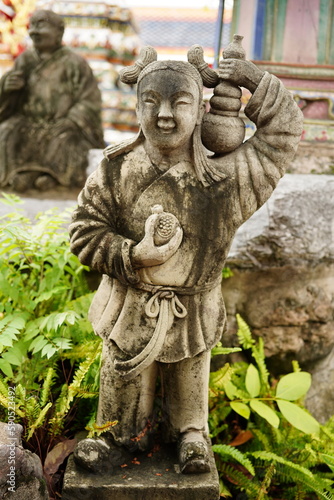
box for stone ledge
[62,443,220,500]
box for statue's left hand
[218,59,264,93]
[131,215,183,268]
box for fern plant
[209,315,334,499]
[0,194,102,496]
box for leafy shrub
[0,194,101,496]
[209,315,334,499]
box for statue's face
[29,15,62,53]
[137,70,202,152]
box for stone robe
[70,72,304,365]
[0,46,104,187]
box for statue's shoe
[34,174,57,191]
[178,431,211,474]
[10,172,39,192]
[73,437,126,473]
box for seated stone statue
[69,44,304,474]
[0,9,105,192]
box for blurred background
[1,0,333,159]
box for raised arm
[214,58,304,224]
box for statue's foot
[34,174,57,191]
[10,172,39,192]
[73,437,127,473]
[178,431,210,474]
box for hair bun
[119,46,158,85]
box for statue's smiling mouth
[157,121,175,133]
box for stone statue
[0,9,105,192]
[69,40,303,475]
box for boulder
[222,174,334,423]
[0,422,49,499]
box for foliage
[209,314,334,499]
[0,194,101,497]
[222,267,233,279]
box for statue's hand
[51,118,76,136]
[3,71,25,92]
[218,59,264,93]
[131,214,183,268]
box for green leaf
[230,401,250,419]
[2,317,25,330]
[277,399,320,435]
[320,453,334,473]
[210,364,231,390]
[211,345,241,357]
[0,335,15,347]
[34,287,69,305]
[250,400,280,428]
[250,450,314,478]
[276,371,311,401]
[224,380,237,400]
[219,479,232,497]
[31,336,49,354]
[212,443,255,476]
[245,364,261,398]
[2,351,22,366]
[0,359,13,378]
[41,345,57,359]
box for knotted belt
[114,277,221,381]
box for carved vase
[201,35,246,154]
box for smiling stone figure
[69,44,304,475]
[0,9,104,192]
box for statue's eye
[173,94,193,106]
[175,100,190,106]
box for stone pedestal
[62,443,220,500]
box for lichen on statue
[0,9,104,192]
[69,43,304,475]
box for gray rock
[0,422,49,500]
[222,174,334,422]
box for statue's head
[120,47,209,153]
[137,60,205,153]
[29,10,65,54]
[114,46,225,187]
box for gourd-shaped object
[201,35,246,154]
[150,205,182,246]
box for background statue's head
[29,10,65,54]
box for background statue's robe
[70,72,304,363]
[0,46,104,187]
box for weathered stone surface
[227,174,334,266]
[305,345,334,424]
[221,174,334,422]
[62,442,219,500]
[0,422,49,500]
[66,37,303,483]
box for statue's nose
[158,101,173,119]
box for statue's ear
[196,101,206,125]
[136,103,141,125]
